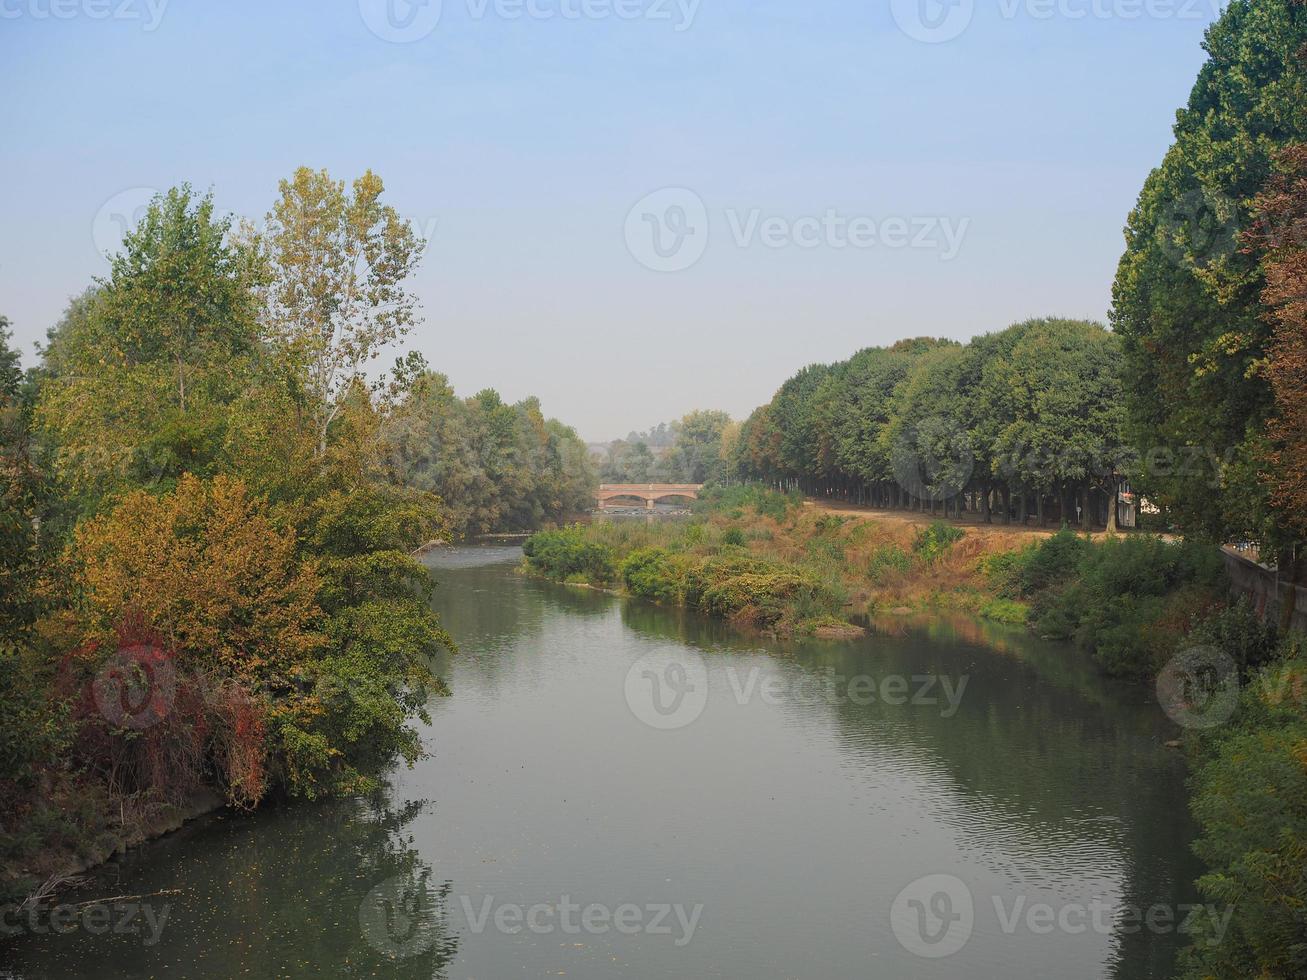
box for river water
[1,544,1203,979]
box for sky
[1,0,1222,441]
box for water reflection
[2,545,1201,979]
[1,796,457,979]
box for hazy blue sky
[2,0,1221,440]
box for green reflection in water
[1,544,1201,980]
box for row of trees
[728,319,1127,529]
[598,409,736,486]
[1110,2,1307,976]
[0,167,590,894]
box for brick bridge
[596,484,704,510]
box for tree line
[727,320,1128,530]
[598,409,736,486]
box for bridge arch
[595,484,704,510]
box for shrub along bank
[522,522,850,636]
[525,488,1251,683]
[527,486,1307,975]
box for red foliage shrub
[58,618,270,813]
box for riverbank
[0,786,226,911]
[524,492,1043,634]
[523,486,1240,679]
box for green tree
[1110,0,1307,544]
[668,409,732,484]
[36,188,260,508]
[0,316,48,635]
[259,168,424,457]
[978,319,1127,528]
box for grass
[524,489,1232,679]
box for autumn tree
[259,168,424,457]
[1249,144,1307,539]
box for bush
[867,545,913,582]
[1181,642,1307,978]
[979,598,1029,624]
[522,526,617,585]
[912,521,965,564]
[621,548,689,603]
[1185,599,1280,678]
[1020,533,1228,677]
[720,527,746,547]
[698,568,841,630]
[1016,528,1087,594]
[980,545,1038,598]
[695,484,800,520]
[0,642,70,825]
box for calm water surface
[1,544,1202,979]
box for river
[1,544,1203,979]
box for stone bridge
[596,484,704,510]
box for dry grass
[704,502,1041,616]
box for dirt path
[803,498,1121,542]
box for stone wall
[1222,548,1307,634]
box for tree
[1249,144,1307,539]
[66,474,324,684]
[880,343,971,516]
[979,319,1127,528]
[1110,0,1307,544]
[386,372,595,538]
[259,168,424,457]
[0,316,48,635]
[668,409,732,484]
[36,189,261,507]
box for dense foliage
[730,320,1128,529]
[387,374,595,538]
[1110,0,1307,547]
[598,409,734,485]
[986,530,1231,678]
[523,513,847,635]
[1181,642,1307,978]
[1098,5,1307,974]
[0,169,588,897]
